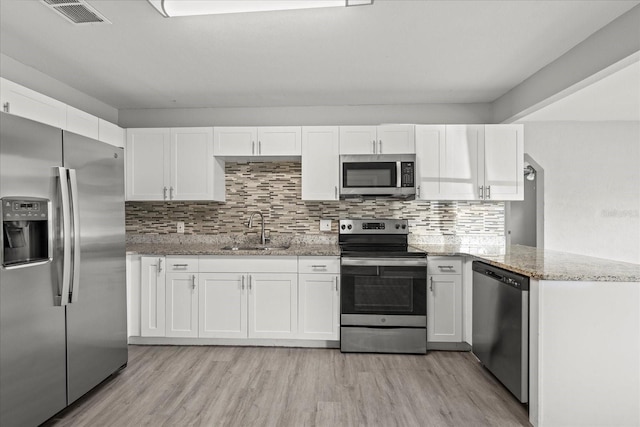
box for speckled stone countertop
[126,242,340,257]
[411,244,640,282]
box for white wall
[523,121,640,263]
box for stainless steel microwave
[339,154,416,198]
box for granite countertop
[411,244,640,282]
[126,242,340,257]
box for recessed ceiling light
[148,0,373,17]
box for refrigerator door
[0,113,67,426]
[63,131,128,404]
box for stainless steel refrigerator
[0,112,127,426]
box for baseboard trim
[427,341,472,351]
[128,336,340,349]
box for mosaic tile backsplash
[126,162,505,244]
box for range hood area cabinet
[339,125,415,155]
[415,124,524,201]
[213,126,302,158]
[126,127,225,201]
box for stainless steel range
[339,219,427,354]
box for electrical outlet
[177,222,185,234]
[320,219,332,231]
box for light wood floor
[44,345,531,427]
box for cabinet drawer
[427,257,462,275]
[199,256,298,273]
[298,257,340,274]
[166,256,199,272]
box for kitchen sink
[222,245,291,251]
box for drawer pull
[311,265,327,268]
[438,265,455,269]
[172,264,189,267]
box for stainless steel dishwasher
[472,261,529,404]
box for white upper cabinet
[126,128,171,200]
[170,127,224,201]
[66,105,99,140]
[483,124,524,201]
[1,77,66,129]
[415,124,523,201]
[301,126,340,201]
[126,127,224,201]
[339,125,415,155]
[98,119,125,148]
[213,126,301,157]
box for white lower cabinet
[137,255,342,343]
[427,257,463,344]
[297,257,340,340]
[199,273,247,338]
[165,272,199,338]
[140,256,166,337]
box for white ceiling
[1,0,639,111]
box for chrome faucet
[248,211,267,245]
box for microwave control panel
[400,162,415,187]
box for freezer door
[63,131,128,404]
[0,113,67,426]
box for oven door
[341,257,427,327]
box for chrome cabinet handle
[191,275,196,290]
[334,277,339,292]
[379,140,382,153]
[241,275,245,290]
[417,185,421,198]
[479,185,484,199]
[248,275,252,290]
[430,277,434,293]
[259,141,262,155]
[486,185,491,199]
[311,265,327,268]
[169,187,174,200]
[372,140,376,154]
[158,258,163,274]
[172,263,188,267]
[252,141,255,155]
[163,187,168,200]
[3,102,9,113]
[437,265,454,269]
[334,186,338,199]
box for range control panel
[339,219,408,235]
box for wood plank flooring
[44,345,531,427]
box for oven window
[343,162,396,188]
[341,265,426,316]
[354,277,413,312]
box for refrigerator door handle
[68,168,81,303]
[56,167,72,306]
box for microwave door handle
[56,167,72,306]
[68,169,81,303]
[397,161,402,188]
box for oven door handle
[341,257,427,267]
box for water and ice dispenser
[1,197,51,268]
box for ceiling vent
[40,0,111,25]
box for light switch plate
[177,222,185,234]
[320,219,332,231]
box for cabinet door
[248,273,298,339]
[377,125,415,154]
[298,274,339,340]
[213,127,257,156]
[126,128,171,200]
[483,124,524,201]
[140,257,166,337]
[441,125,483,200]
[170,127,223,201]
[198,273,248,338]
[427,274,462,343]
[0,78,67,129]
[301,126,339,200]
[415,125,445,200]
[165,273,199,338]
[258,127,302,156]
[339,126,377,154]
